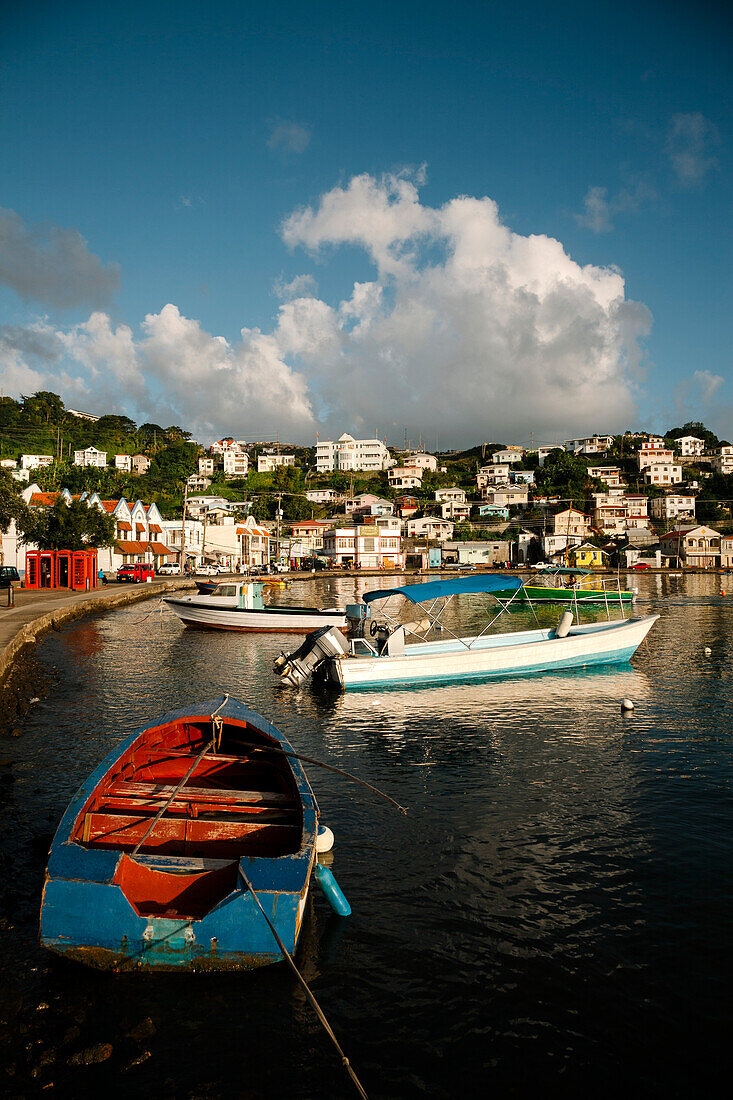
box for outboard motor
[274,626,351,687]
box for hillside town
[2,395,732,576]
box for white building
[637,441,674,470]
[160,519,207,568]
[316,433,393,473]
[405,516,455,541]
[624,494,649,528]
[131,454,151,475]
[435,487,466,503]
[305,488,343,505]
[404,452,438,472]
[257,453,294,474]
[564,435,613,455]
[591,493,649,535]
[711,446,733,475]
[649,494,696,523]
[587,465,626,489]
[323,524,402,568]
[210,438,248,456]
[21,454,54,470]
[114,454,132,472]
[388,466,423,490]
[542,533,583,559]
[73,446,107,468]
[440,500,471,522]
[480,484,529,509]
[551,508,593,537]
[477,464,510,489]
[536,445,563,466]
[288,521,333,553]
[186,495,233,518]
[224,449,249,477]
[643,463,683,486]
[492,448,524,464]
[677,435,705,457]
[198,457,215,476]
[186,474,212,491]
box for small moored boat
[40,697,319,970]
[274,575,659,692]
[165,581,347,633]
[492,565,636,606]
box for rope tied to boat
[228,735,407,815]
[238,866,369,1099]
[130,695,231,857]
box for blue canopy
[362,575,522,604]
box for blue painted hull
[40,698,318,971]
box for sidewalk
[0,579,195,685]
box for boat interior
[352,615,640,659]
[71,717,306,919]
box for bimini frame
[361,572,629,653]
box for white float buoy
[704,647,712,657]
[316,824,335,854]
[621,698,635,712]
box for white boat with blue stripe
[274,575,658,692]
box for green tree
[665,421,719,450]
[20,391,66,426]
[0,469,29,533]
[19,499,115,550]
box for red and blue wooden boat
[40,697,318,970]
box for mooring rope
[130,695,230,856]
[228,736,407,815]
[129,597,165,625]
[239,866,369,1099]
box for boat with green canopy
[491,565,636,607]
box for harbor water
[1,573,731,1097]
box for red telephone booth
[25,548,99,590]
[55,550,72,588]
[85,549,98,589]
[25,550,41,589]
[71,551,87,590]
[39,551,55,588]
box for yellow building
[567,542,608,569]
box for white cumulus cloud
[278,170,649,445]
[1,172,651,447]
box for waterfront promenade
[0,578,195,689]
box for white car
[157,562,182,575]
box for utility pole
[179,480,189,569]
[201,508,208,567]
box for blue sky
[0,0,730,446]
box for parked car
[196,563,223,576]
[0,565,21,589]
[631,562,652,570]
[117,563,155,583]
[157,562,182,575]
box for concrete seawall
[0,579,196,690]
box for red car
[117,563,155,583]
[631,562,651,570]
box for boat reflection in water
[320,663,652,734]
